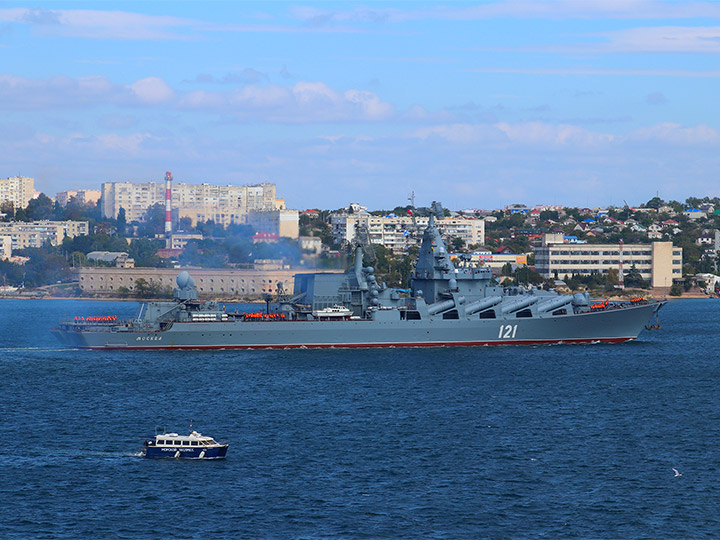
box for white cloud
[129,77,175,105]
[413,121,614,146]
[344,89,394,120]
[179,81,395,123]
[0,73,126,109]
[0,74,183,109]
[468,67,720,77]
[626,122,720,144]
[0,8,202,40]
[413,123,504,144]
[289,1,720,24]
[497,121,615,145]
[601,25,720,53]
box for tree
[137,203,166,237]
[0,201,14,221]
[117,207,127,236]
[624,264,649,289]
[605,268,619,291]
[24,193,54,221]
[685,197,703,209]
[450,237,466,252]
[133,278,151,297]
[645,196,665,209]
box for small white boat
[143,428,228,459]
[312,305,353,320]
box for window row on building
[0,176,34,211]
[101,181,281,223]
[0,220,89,250]
[535,239,682,288]
[76,268,311,296]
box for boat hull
[52,301,664,350]
[143,445,228,459]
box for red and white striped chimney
[164,171,173,246]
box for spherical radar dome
[176,271,195,289]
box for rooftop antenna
[407,190,418,242]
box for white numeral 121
[498,324,518,339]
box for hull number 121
[498,324,518,339]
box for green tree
[137,203,167,237]
[133,278,150,297]
[24,193,54,221]
[605,268,619,291]
[0,201,14,220]
[450,237,466,252]
[645,196,665,209]
[624,264,649,289]
[117,207,127,236]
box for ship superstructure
[52,202,665,350]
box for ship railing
[58,319,122,327]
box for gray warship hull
[52,301,662,350]
[53,200,667,350]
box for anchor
[645,312,661,330]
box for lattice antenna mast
[408,190,417,231]
[354,220,376,264]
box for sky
[2,0,720,211]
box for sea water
[1,298,719,538]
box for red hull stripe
[83,336,635,350]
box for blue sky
[2,1,720,211]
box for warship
[52,202,665,350]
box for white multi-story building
[330,203,370,244]
[330,204,485,253]
[0,220,89,250]
[56,189,101,207]
[101,181,281,224]
[247,209,299,239]
[534,235,682,288]
[0,235,11,259]
[0,176,34,211]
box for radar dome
[176,271,195,289]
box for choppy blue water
[1,298,719,539]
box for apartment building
[0,220,89,250]
[534,235,682,288]
[330,203,370,244]
[56,189,101,207]
[247,209,300,239]
[331,205,484,252]
[101,181,281,224]
[0,176,34,210]
[0,235,11,259]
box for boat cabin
[145,431,221,447]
